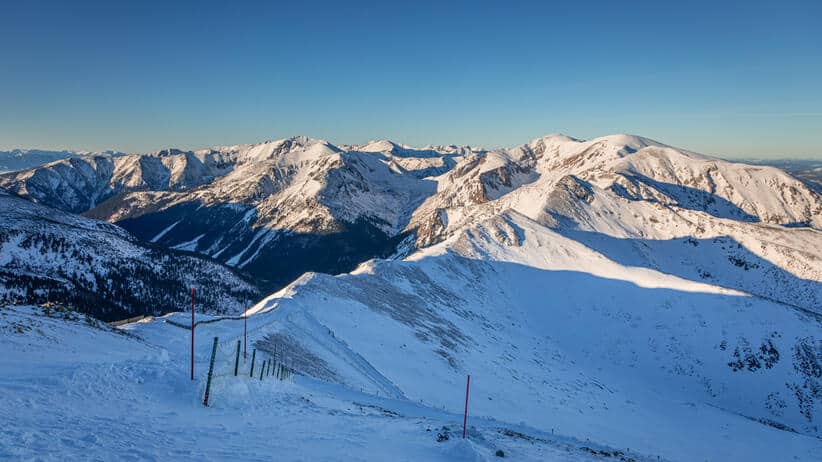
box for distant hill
[0,148,126,174]
[0,191,259,321]
[737,158,822,193]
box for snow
[3,207,797,460]
[358,139,401,153]
[0,148,126,174]
[150,219,180,243]
[2,132,821,461]
[1,305,646,461]
[0,192,258,316]
[6,132,818,278]
[171,233,206,251]
[237,229,280,269]
[232,211,822,461]
[6,204,814,460]
[226,227,270,267]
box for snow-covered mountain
[405,134,821,310]
[0,191,259,320]
[229,209,822,460]
[2,134,818,299]
[0,148,229,213]
[1,132,821,461]
[407,134,820,245]
[744,159,822,193]
[0,136,478,290]
[0,148,126,174]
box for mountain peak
[359,139,401,153]
[236,135,341,163]
[591,133,666,151]
[151,147,191,157]
[526,133,665,154]
[536,133,579,143]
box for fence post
[234,340,241,376]
[249,349,256,377]
[203,336,219,406]
[190,288,195,381]
[462,374,471,439]
[259,360,265,380]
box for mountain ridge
[1,132,821,461]
[1,132,819,302]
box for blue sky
[1,0,820,158]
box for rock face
[0,191,259,321]
[2,133,820,299]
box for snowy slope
[1,304,654,461]
[4,214,820,460]
[407,134,821,245]
[227,211,822,461]
[404,134,822,311]
[2,134,821,461]
[742,159,822,194]
[0,192,259,320]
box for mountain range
[1,132,821,460]
[1,134,819,300]
[0,148,126,174]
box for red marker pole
[190,287,195,381]
[462,374,471,439]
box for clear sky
[1,0,820,158]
